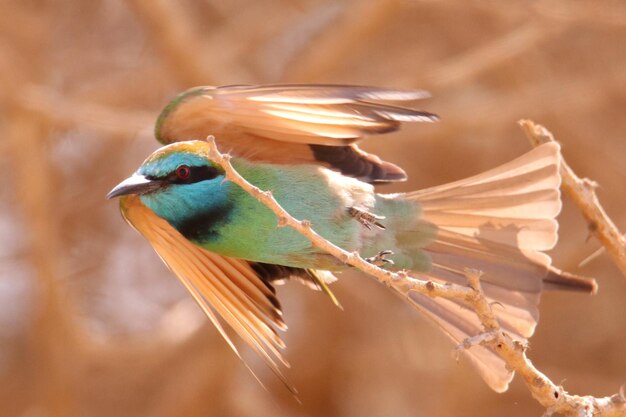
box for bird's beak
[107,174,163,199]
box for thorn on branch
[337,252,351,264]
[512,339,528,353]
[464,268,484,291]
[582,178,599,190]
[396,270,409,279]
[454,331,498,362]
[534,376,546,389]
[586,222,598,242]
[611,386,626,404]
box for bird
[108,84,595,393]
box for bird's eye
[176,165,191,180]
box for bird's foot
[366,250,394,267]
[348,206,386,230]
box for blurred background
[1,1,625,416]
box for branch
[520,120,626,278]
[462,270,625,417]
[204,135,625,417]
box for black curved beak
[107,174,163,199]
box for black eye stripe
[167,165,221,184]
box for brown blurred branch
[437,74,612,136]
[423,21,563,90]
[521,120,626,278]
[17,85,153,136]
[205,134,625,417]
[127,0,213,86]
[531,1,626,28]
[284,0,399,82]
[6,107,79,417]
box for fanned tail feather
[405,143,596,392]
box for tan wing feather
[155,84,438,183]
[157,85,436,145]
[119,195,295,392]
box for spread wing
[119,195,296,393]
[155,84,438,183]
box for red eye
[176,165,191,179]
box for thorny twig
[520,120,626,279]
[204,130,625,417]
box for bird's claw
[348,206,386,230]
[366,250,395,267]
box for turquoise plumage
[108,84,595,393]
[133,142,434,271]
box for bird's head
[108,140,234,240]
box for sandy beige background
[1,1,625,416]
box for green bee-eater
[108,85,594,393]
